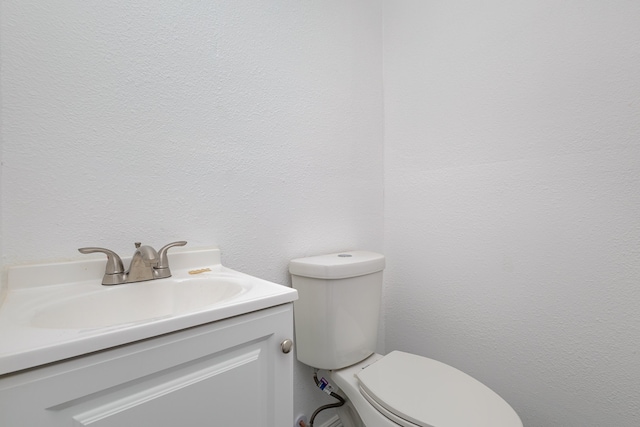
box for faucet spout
[126,243,159,282]
[136,244,159,266]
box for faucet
[78,241,187,285]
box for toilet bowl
[331,352,521,427]
[290,251,522,427]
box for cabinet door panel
[71,347,265,427]
[0,305,294,427]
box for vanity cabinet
[0,304,294,427]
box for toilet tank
[289,251,385,370]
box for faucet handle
[157,241,187,269]
[78,247,126,285]
[78,247,125,274]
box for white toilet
[290,251,523,427]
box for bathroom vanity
[0,248,297,426]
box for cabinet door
[0,304,294,427]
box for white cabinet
[0,304,294,427]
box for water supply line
[303,369,345,427]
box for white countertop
[0,248,297,376]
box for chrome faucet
[78,241,187,285]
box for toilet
[290,251,523,427]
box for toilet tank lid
[289,251,385,279]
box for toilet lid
[355,351,522,427]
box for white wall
[383,1,640,426]
[0,0,383,423]
[4,1,640,426]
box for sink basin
[30,276,245,329]
[0,247,298,376]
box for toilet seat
[355,351,522,427]
[358,385,420,427]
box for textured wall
[4,1,640,426]
[383,1,640,426]
[0,0,383,423]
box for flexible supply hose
[309,370,345,427]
